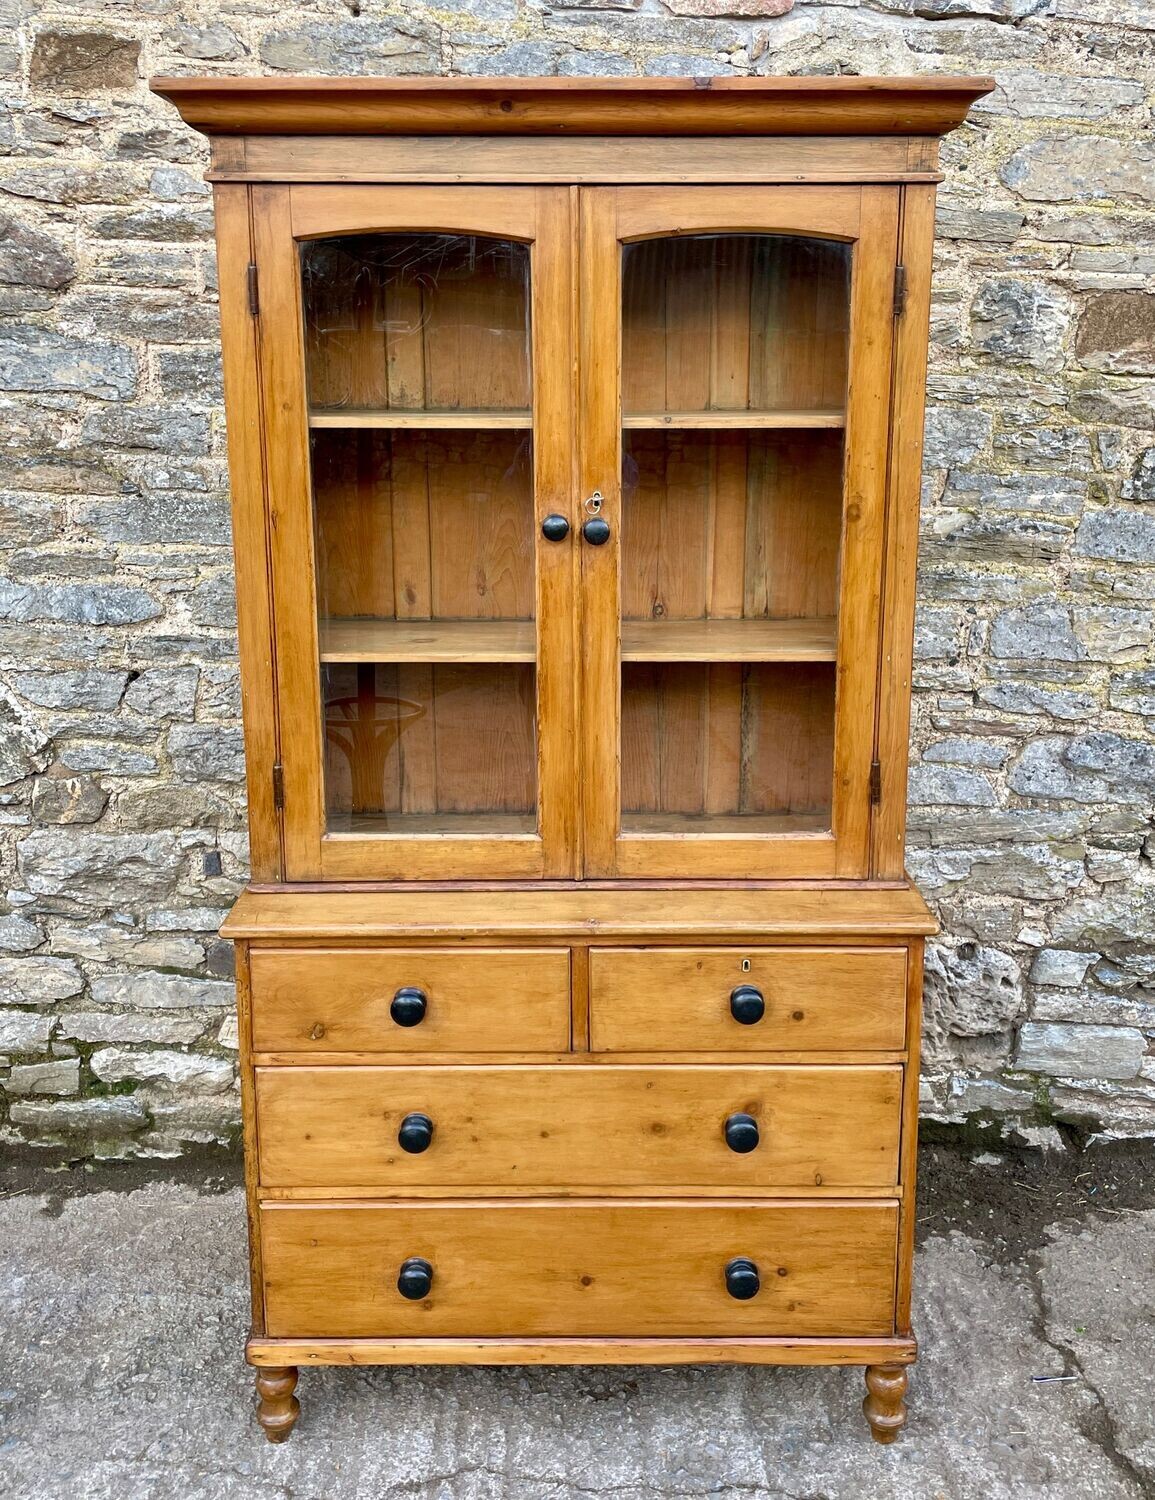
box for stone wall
[1,0,1153,1158]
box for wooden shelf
[332,812,536,837]
[623,811,830,835]
[309,409,532,431]
[622,410,844,430]
[321,618,836,664]
[622,618,837,663]
[320,618,535,663]
[321,617,836,665]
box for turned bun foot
[863,1363,908,1444]
[255,1365,300,1443]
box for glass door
[255,187,576,880]
[579,187,899,879]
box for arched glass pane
[619,233,850,834]
[300,233,537,836]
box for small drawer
[589,947,907,1052]
[255,1063,902,1190]
[260,1200,898,1338]
[249,948,570,1054]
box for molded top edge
[222,884,938,940]
[150,74,994,138]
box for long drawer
[249,948,571,1053]
[260,1201,899,1338]
[589,947,907,1052]
[255,1064,902,1189]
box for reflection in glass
[619,234,850,837]
[302,235,531,414]
[298,232,538,838]
[322,663,537,835]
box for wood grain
[252,184,324,878]
[249,946,570,1053]
[247,1334,919,1367]
[873,185,936,879]
[622,619,837,662]
[223,887,937,941]
[220,135,940,186]
[623,410,844,429]
[310,410,532,429]
[830,185,900,879]
[152,75,995,140]
[864,1362,909,1444]
[254,1064,902,1189]
[254,1365,300,1443]
[260,1199,899,1338]
[211,184,282,881]
[895,936,926,1337]
[589,946,907,1052]
[319,619,536,664]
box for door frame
[253,184,578,880]
[578,185,900,880]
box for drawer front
[261,1201,898,1337]
[256,1064,901,1190]
[249,948,570,1053]
[589,947,907,1052]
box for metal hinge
[246,262,260,316]
[869,759,883,806]
[893,264,907,319]
[272,761,284,810]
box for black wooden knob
[729,984,765,1025]
[397,1257,433,1300]
[541,514,570,542]
[725,1256,760,1300]
[398,1112,434,1154]
[724,1112,760,1154]
[390,986,426,1027]
[582,516,611,546]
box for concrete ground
[1,1144,1152,1500]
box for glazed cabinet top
[154,77,991,887]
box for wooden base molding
[248,1335,917,1368]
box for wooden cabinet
[154,73,991,1446]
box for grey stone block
[0,211,75,290]
[1030,948,1099,988]
[5,1058,80,1096]
[89,1046,233,1091]
[0,325,137,400]
[260,20,439,74]
[990,605,1084,661]
[1016,1022,1147,1080]
[8,1095,149,1134]
[87,971,234,1012]
[1002,135,1155,204]
[0,1010,53,1052]
[908,765,998,807]
[167,724,246,784]
[1076,509,1155,562]
[971,278,1071,372]
[1121,449,1155,503]
[19,830,184,900]
[162,24,245,62]
[13,670,127,710]
[0,956,83,1005]
[57,1013,205,1045]
[0,580,161,627]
